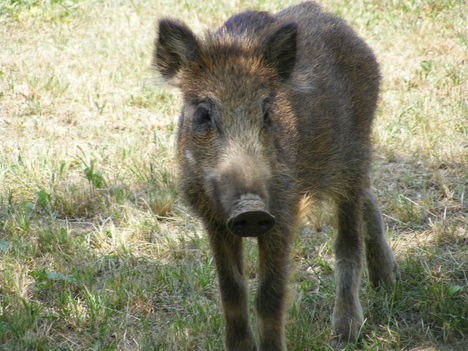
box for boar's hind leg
[363,189,399,288]
[256,228,292,351]
[332,195,364,343]
[206,222,256,351]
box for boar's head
[153,19,297,237]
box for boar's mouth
[227,196,275,237]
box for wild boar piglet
[153,1,398,350]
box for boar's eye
[262,99,272,129]
[192,105,212,131]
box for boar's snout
[228,210,275,237]
[227,196,275,237]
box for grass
[0,0,466,350]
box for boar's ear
[263,22,297,81]
[153,19,199,84]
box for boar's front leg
[332,195,365,343]
[256,226,293,351]
[206,221,256,351]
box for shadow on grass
[0,215,225,350]
[0,153,466,350]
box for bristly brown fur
[153,1,398,350]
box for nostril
[233,219,248,229]
[258,219,274,230]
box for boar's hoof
[227,210,275,237]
